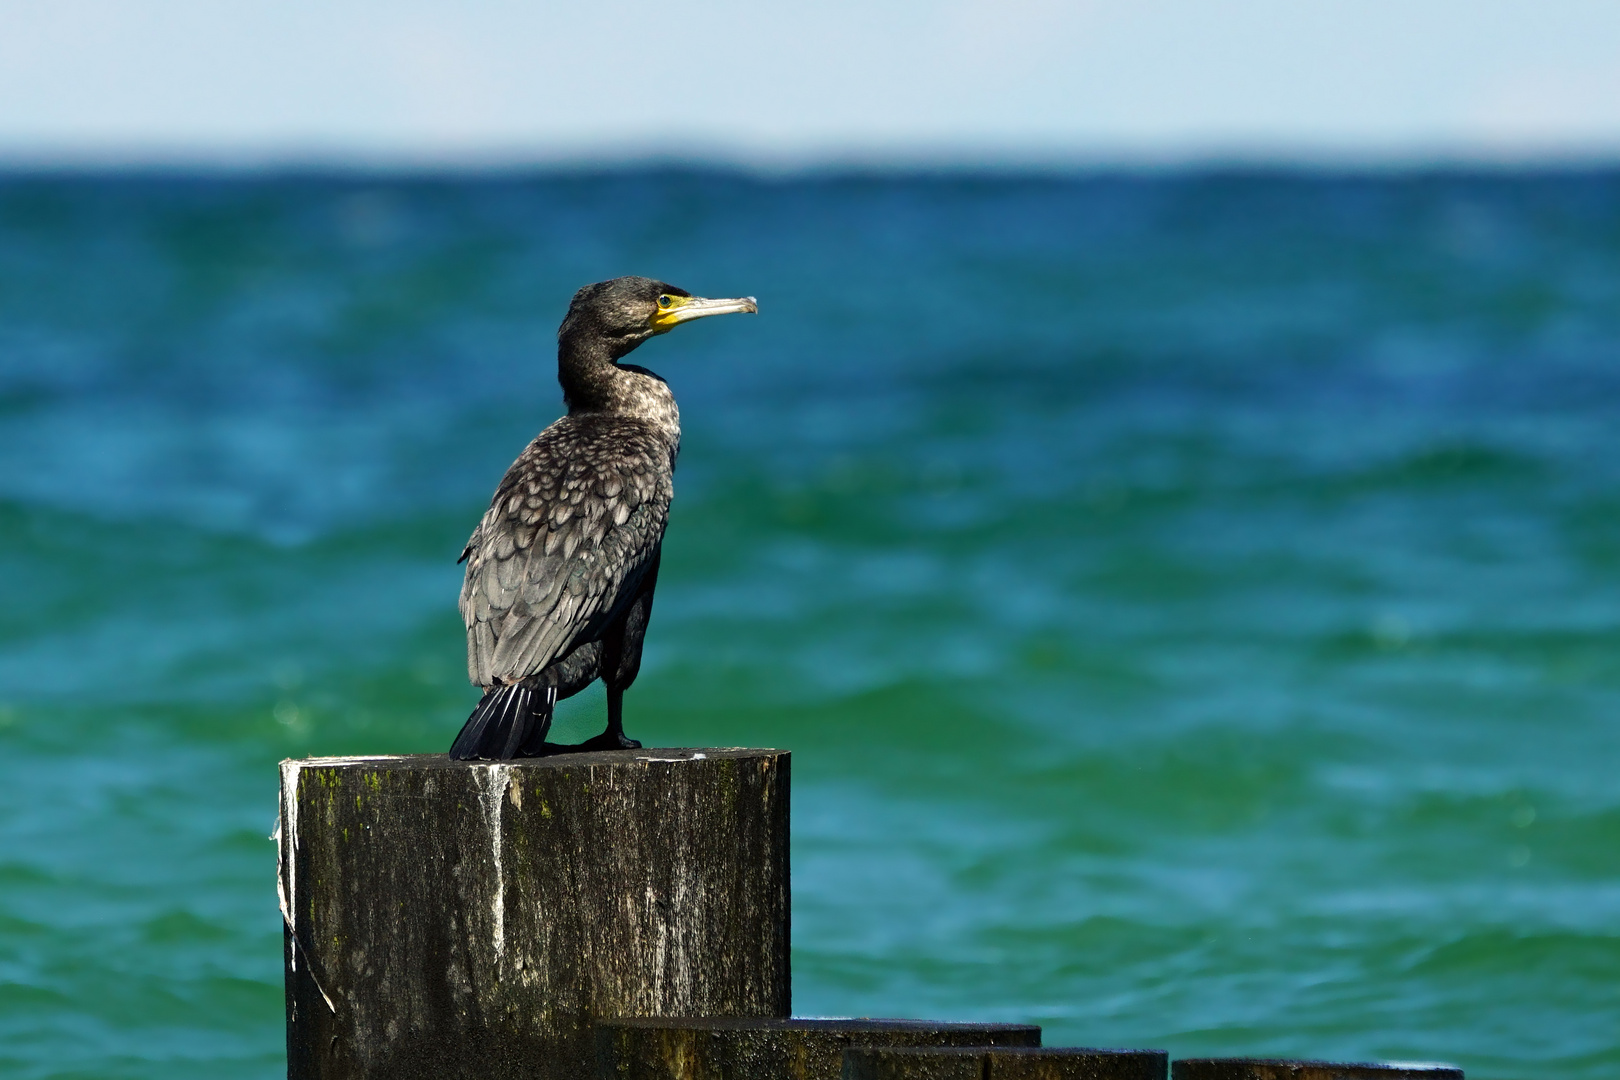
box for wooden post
[278,749,790,1080]
[597,1017,1041,1079]
[843,1047,1168,1080]
[841,1047,983,1080]
[1171,1061,1462,1080]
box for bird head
[559,276,757,359]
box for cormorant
[448,276,757,760]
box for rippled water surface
[2,170,1619,1079]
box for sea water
[1,170,1617,1079]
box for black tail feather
[518,685,558,756]
[449,683,556,761]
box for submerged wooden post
[1172,1061,1462,1080]
[278,749,790,1080]
[843,1046,1168,1080]
[598,1017,1042,1079]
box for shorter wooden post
[279,749,790,1080]
[844,1047,1168,1080]
[1172,1060,1462,1080]
[597,1017,1040,1079]
[842,1047,983,1080]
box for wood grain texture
[840,1047,986,1080]
[598,1017,1041,1080]
[844,1048,1168,1080]
[279,749,789,1080]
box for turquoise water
[2,170,1619,1079]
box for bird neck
[557,332,679,435]
[558,330,634,412]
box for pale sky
[3,0,1619,166]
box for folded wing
[460,417,673,688]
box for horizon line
[4,145,1620,179]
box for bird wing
[459,416,673,688]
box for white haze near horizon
[2,0,1619,167]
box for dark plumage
[449,276,757,760]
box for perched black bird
[449,277,757,760]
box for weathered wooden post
[278,749,790,1080]
[843,1046,1168,1080]
[1171,1060,1462,1080]
[597,1017,1042,1079]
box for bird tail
[449,683,557,761]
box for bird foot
[575,730,642,752]
[521,731,642,756]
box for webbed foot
[575,730,642,751]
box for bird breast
[607,367,681,446]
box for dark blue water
[2,170,1618,1079]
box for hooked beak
[650,294,759,332]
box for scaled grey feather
[460,414,674,688]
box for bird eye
[657,295,674,309]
